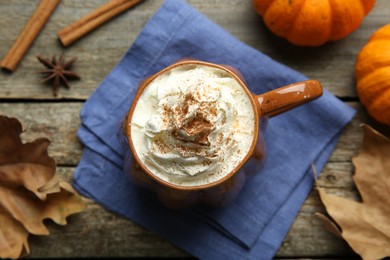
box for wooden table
[1,0,389,258]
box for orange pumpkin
[252,0,376,46]
[355,24,390,126]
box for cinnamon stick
[57,0,143,47]
[0,0,60,72]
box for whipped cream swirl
[130,64,255,186]
[145,73,237,177]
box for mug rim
[125,60,260,191]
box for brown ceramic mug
[123,60,323,209]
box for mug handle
[255,80,323,118]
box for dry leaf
[0,115,86,259]
[317,124,390,260]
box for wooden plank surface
[1,0,390,258]
[1,0,389,99]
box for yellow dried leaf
[0,209,29,259]
[317,124,390,260]
[0,116,57,200]
[37,181,86,226]
[0,116,86,259]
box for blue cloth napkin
[73,0,356,259]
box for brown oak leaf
[317,124,390,260]
[0,115,86,259]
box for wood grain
[1,0,389,99]
[1,0,390,258]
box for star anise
[37,53,80,97]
